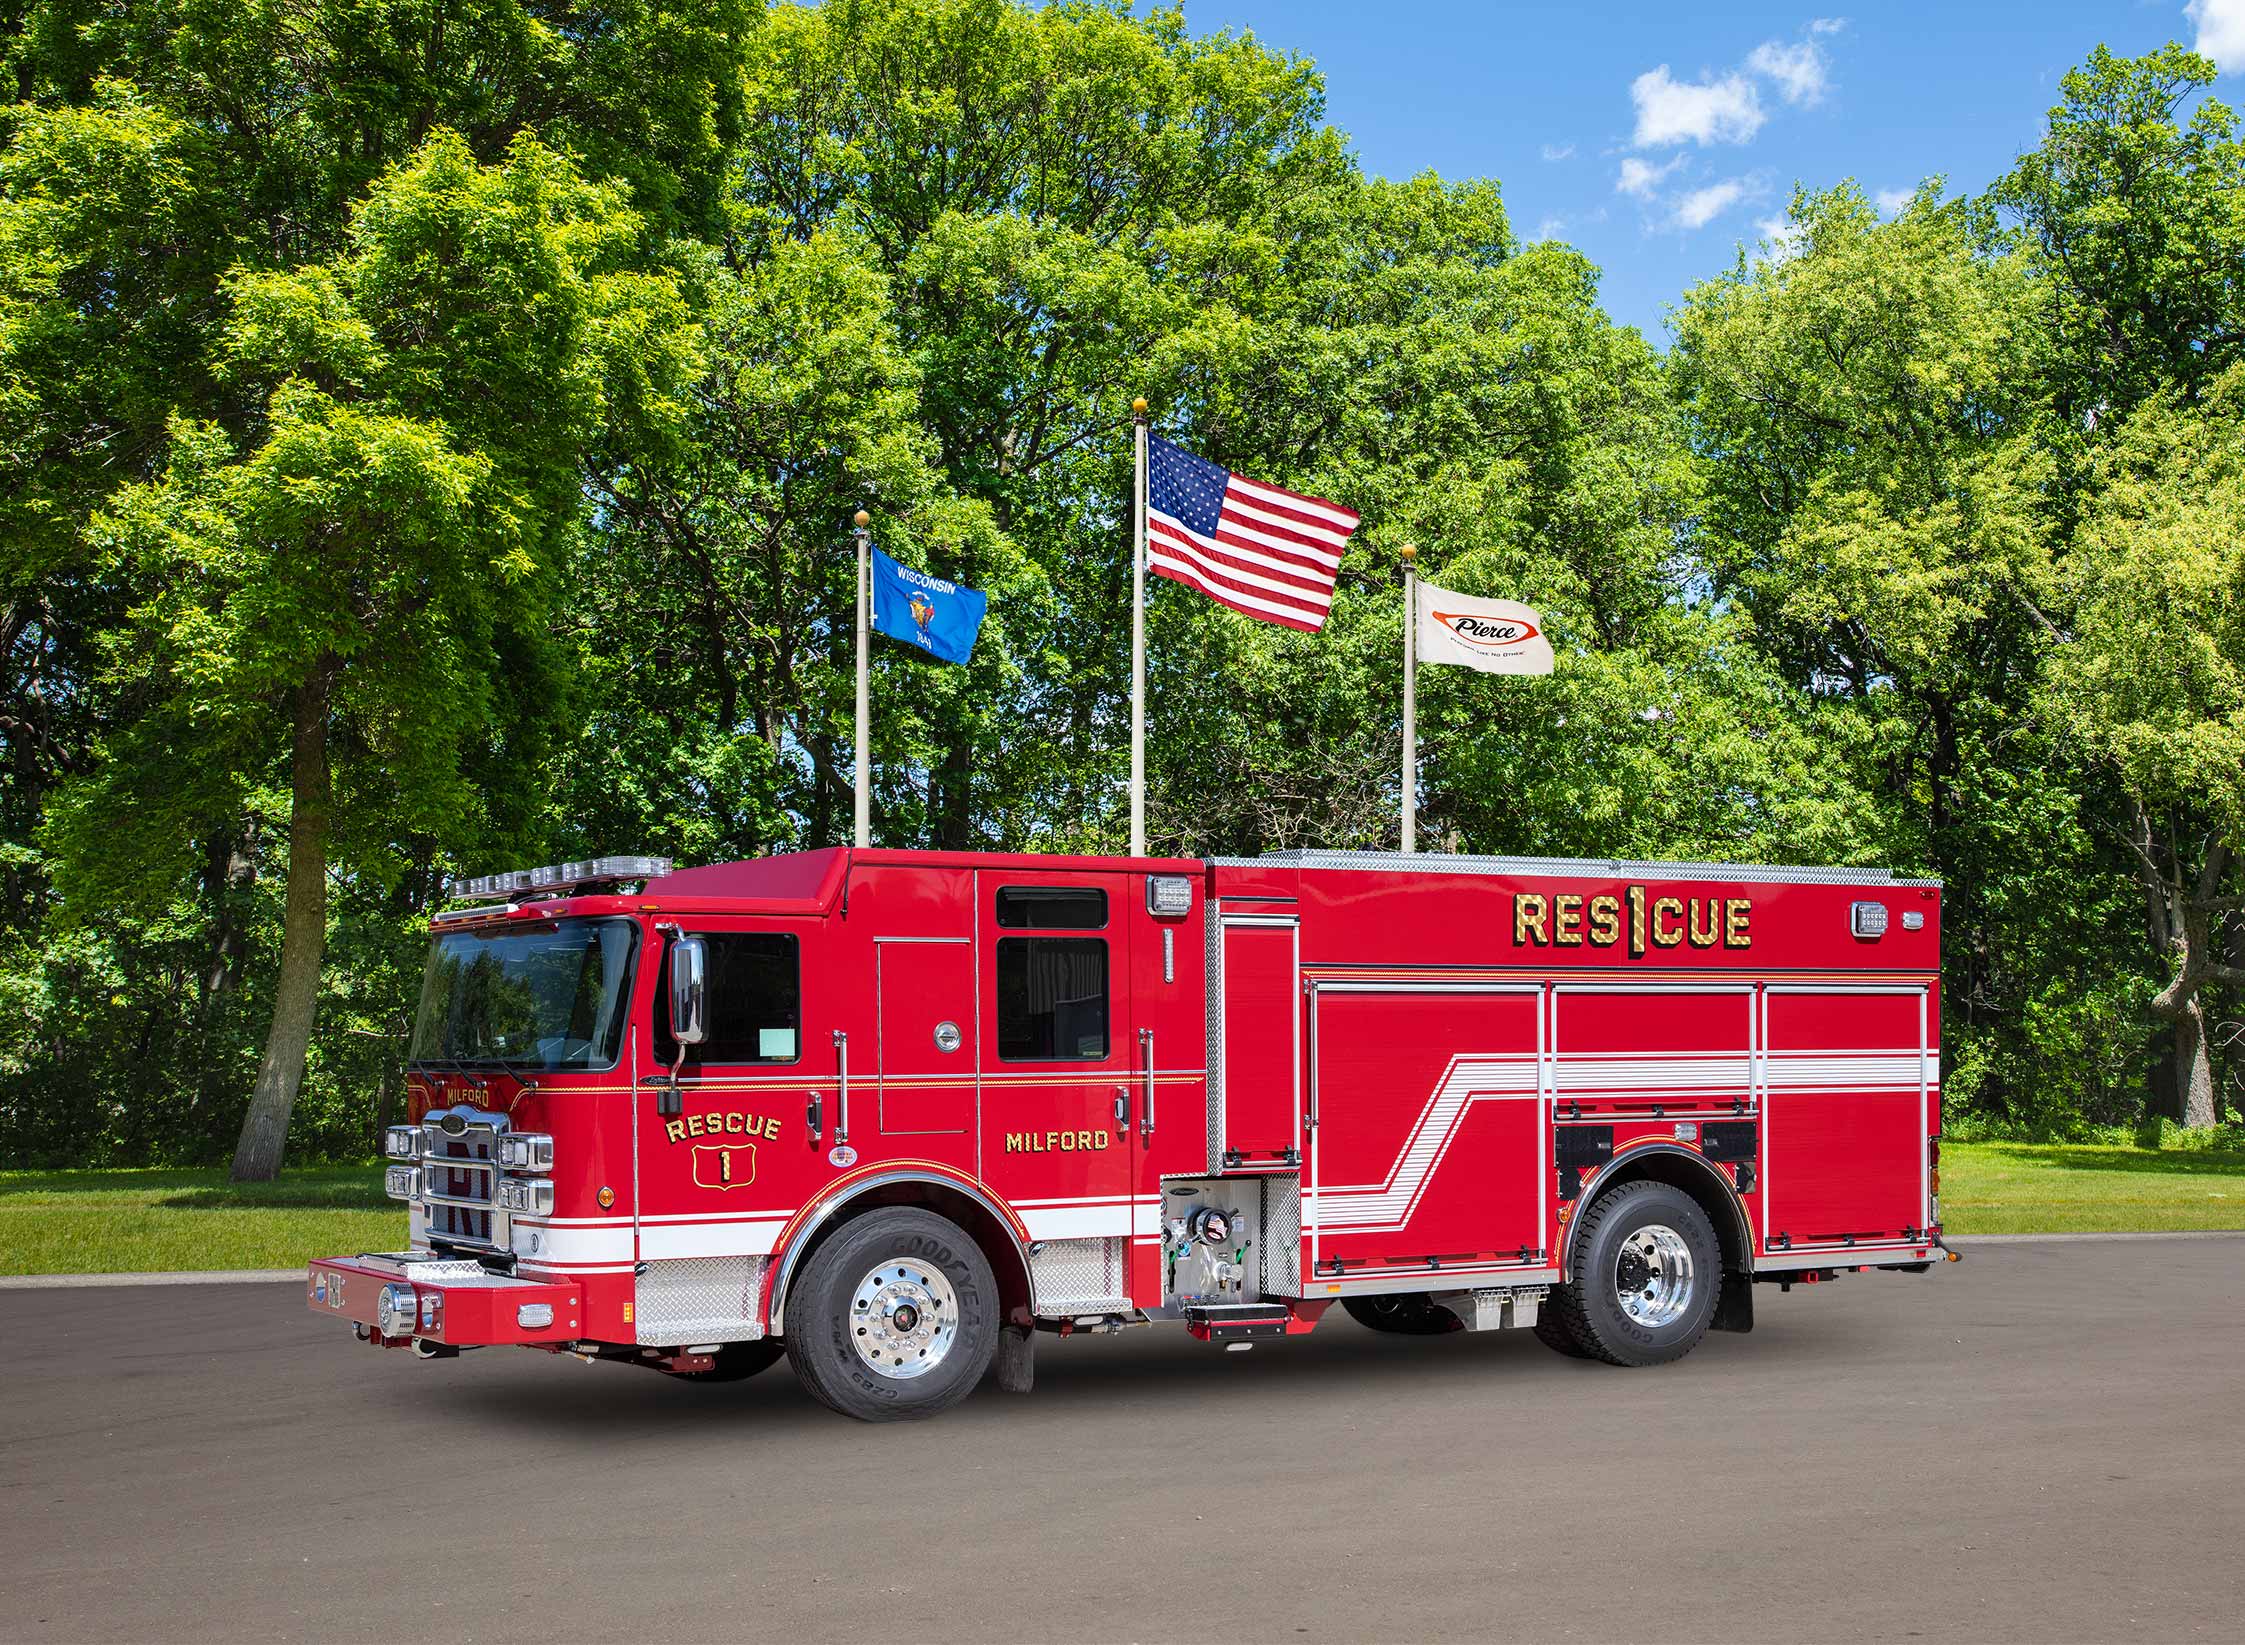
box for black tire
[1532,1309,1596,1359]
[1342,1291,1464,1335]
[785,1208,998,1421]
[1540,1181,1722,1367]
[668,1338,787,1382]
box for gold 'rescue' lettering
[1004,1130,1112,1154]
[665,1110,784,1146]
[1511,887,1759,959]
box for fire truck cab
[309,847,1948,1420]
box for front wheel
[786,1208,998,1421]
[1540,1181,1721,1366]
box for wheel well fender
[766,1172,1032,1336]
[1561,1144,1752,1282]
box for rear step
[1183,1301,1292,1340]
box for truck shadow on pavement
[423,1308,1887,1438]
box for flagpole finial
[853,510,870,529]
[1132,397,1148,418]
[1399,542,1417,563]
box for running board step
[1183,1302,1292,1339]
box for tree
[46,131,696,1178]
[2045,365,2245,1127]
[1990,44,2245,430]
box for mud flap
[993,1323,1035,1393]
[1712,1275,1754,1334]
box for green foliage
[2,8,2242,1167]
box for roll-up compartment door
[1761,988,1928,1248]
[1216,918,1299,1166]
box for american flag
[1145,434,1360,633]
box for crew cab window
[654,933,801,1064]
[995,886,1106,930]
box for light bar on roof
[451,855,673,902]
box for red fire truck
[308,847,1952,1420]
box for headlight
[384,1125,419,1159]
[384,1165,420,1201]
[494,1133,554,1172]
[376,1283,416,1337]
[495,1178,554,1216]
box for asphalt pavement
[3,1237,2241,1643]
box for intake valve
[1188,1206,1236,1247]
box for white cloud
[1631,65,1765,147]
[1875,186,1913,217]
[1617,154,1686,197]
[1671,177,1755,230]
[1808,17,1848,36]
[1535,215,1569,241]
[1756,215,1808,261]
[2189,0,2245,73]
[1541,142,1577,162]
[1746,39,1829,106]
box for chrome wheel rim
[850,1260,959,1379]
[1614,1223,1695,1328]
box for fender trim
[1561,1143,1754,1281]
[765,1168,1032,1336]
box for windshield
[409,917,639,1070]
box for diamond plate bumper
[306,1253,582,1346]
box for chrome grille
[417,1108,507,1252]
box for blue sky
[1154,1,2245,341]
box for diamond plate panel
[635,1255,768,1344]
[1261,1175,1302,1296]
[1030,1237,1131,1316]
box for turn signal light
[384,1125,419,1159]
[384,1165,420,1201]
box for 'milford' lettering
[1003,1129,1112,1154]
[1515,889,1751,956]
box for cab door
[977,874,1135,1243]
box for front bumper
[307,1253,582,1347]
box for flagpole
[1400,542,1417,854]
[1130,397,1149,858]
[853,509,871,849]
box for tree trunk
[2174,994,2218,1130]
[230,675,333,1182]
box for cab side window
[654,933,801,1064]
[994,887,1108,1061]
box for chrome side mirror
[668,936,708,1048]
[660,936,707,1119]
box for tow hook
[411,1339,461,1360]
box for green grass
[1939,1140,2245,1234]
[2,1142,2241,1275]
[0,1165,401,1275]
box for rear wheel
[1342,1292,1463,1335]
[786,1208,997,1421]
[1540,1180,1721,1367]
[668,1339,786,1382]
